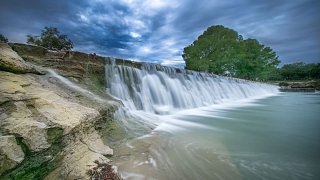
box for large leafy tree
[183,25,280,80]
[27,27,73,50]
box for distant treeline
[271,62,320,81]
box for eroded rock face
[82,130,113,156]
[45,129,113,179]
[0,43,44,74]
[0,71,99,152]
[0,135,25,175]
[0,70,118,178]
[33,90,100,134]
[0,43,120,179]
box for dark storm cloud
[0,0,319,66]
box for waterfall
[48,69,105,102]
[104,59,279,115]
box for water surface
[114,93,320,180]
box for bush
[0,34,8,43]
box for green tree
[0,34,8,43]
[308,63,320,79]
[27,27,73,50]
[183,25,280,80]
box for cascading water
[104,58,279,136]
[104,59,320,180]
[105,58,278,115]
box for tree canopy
[183,25,280,80]
[27,27,73,51]
[0,34,8,43]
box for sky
[0,0,319,67]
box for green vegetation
[47,127,64,144]
[272,63,320,89]
[278,62,320,80]
[27,27,73,51]
[183,25,280,81]
[0,34,8,43]
[183,25,319,82]
[1,137,64,180]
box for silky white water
[105,59,278,115]
[104,59,279,138]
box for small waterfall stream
[48,69,105,102]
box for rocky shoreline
[277,81,319,92]
[0,43,124,179]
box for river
[113,92,320,180]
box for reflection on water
[113,93,320,180]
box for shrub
[0,34,8,43]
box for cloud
[129,32,141,38]
[0,0,319,66]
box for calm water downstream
[114,92,320,180]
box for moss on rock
[47,127,64,145]
[1,137,65,180]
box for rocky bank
[0,43,123,179]
[278,81,319,92]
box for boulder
[0,43,44,74]
[0,135,25,175]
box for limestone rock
[82,131,113,156]
[34,91,100,134]
[0,71,100,152]
[0,43,119,179]
[0,135,25,175]
[45,135,111,180]
[0,43,44,74]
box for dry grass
[87,160,122,180]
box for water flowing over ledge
[104,58,279,115]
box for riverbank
[0,43,124,179]
[270,80,320,92]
